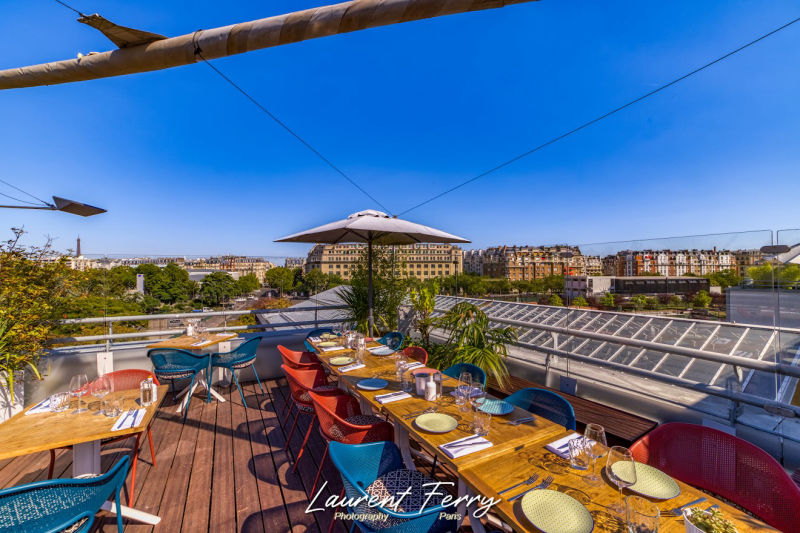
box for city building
[463,249,484,275]
[304,243,462,281]
[564,275,711,299]
[285,257,305,269]
[481,245,587,281]
[185,256,275,282]
[605,249,738,277]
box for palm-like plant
[433,302,517,388]
[0,319,42,403]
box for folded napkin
[403,362,425,371]
[375,391,412,404]
[545,432,583,459]
[319,345,343,352]
[25,398,51,415]
[368,345,395,355]
[111,408,146,432]
[190,340,207,347]
[308,336,321,343]
[439,434,493,459]
[339,363,366,373]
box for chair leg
[310,444,329,495]
[252,363,265,394]
[128,434,141,505]
[231,369,247,408]
[206,367,213,404]
[430,454,437,477]
[285,410,301,450]
[115,488,124,533]
[292,414,316,473]
[182,374,197,423]
[147,426,156,468]
[328,487,346,533]
[281,400,293,424]
[47,449,56,479]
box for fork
[662,497,706,517]
[403,407,435,419]
[508,475,554,502]
[498,473,539,495]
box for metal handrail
[58,305,345,324]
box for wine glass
[606,446,637,516]
[584,423,608,485]
[69,374,89,413]
[456,371,472,411]
[92,375,112,414]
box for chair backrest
[231,337,261,358]
[304,328,333,351]
[308,391,363,442]
[378,332,404,350]
[402,346,428,365]
[505,388,576,430]
[0,456,130,532]
[281,364,329,406]
[277,345,321,369]
[329,441,405,495]
[147,348,208,372]
[630,422,800,532]
[95,369,160,392]
[442,363,487,386]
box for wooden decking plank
[180,388,219,533]
[229,382,266,532]
[209,387,236,531]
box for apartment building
[565,275,710,298]
[605,249,739,277]
[463,249,484,275]
[304,243,462,281]
[285,257,305,269]
[481,245,589,280]
[186,256,275,282]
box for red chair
[277,345,321,370]
[47,369,159,504]
[630,422,800,532]
[402,346,429,365]
[308,390,393,496]
[280,364,339,472]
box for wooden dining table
[0,385,168,525]
[309,338,775,533]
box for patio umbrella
[275,209,470,334]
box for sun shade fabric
[78,14,167,49]
[275,210,470,245]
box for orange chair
[47,369,159,504]
[630,422,800,532]
[308,390,393,495]
[277,345,322,370]
[402,346,429,365]
[280,364,340,471]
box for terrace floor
[0,379,424,533]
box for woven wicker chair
[210,337,264,407]
[505,387,576,430]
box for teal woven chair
[329,441,458,533]
[505,387,576,430]
[376,332,404,350]
[211,337,264,407]
[0,456,130,533]
[442,362,486,386]
[304,328,333,352]
[147,348,210,422]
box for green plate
[414,413,458,433]
[520,489,594,533]
[613,462,680,500]
[329,356,355,366]
[477,398,514,415]
[318,341,338,347]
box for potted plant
[683,507,737,533]
[0,318,42,420]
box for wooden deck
[0,379,358,532]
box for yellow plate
[415,413,458,433]
[318,341,338,347]
[520,489,593,533]
[329,356,355,366]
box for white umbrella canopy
[275,210,470,334]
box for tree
[705,269,742,289]
[668,294,683,307]
[599,292,615,308]
[408,281,439,347]
[264,267,295,297]
[748,264,800,288]
[302,268,328,295]
[571,296,589,307]
[133,262,193,304]
[548,294,563,306]
[200,272,239,306]
[630,294,648,309]
[237,273,261,294]
[692,290,712,308]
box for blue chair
[211,337,264,407]
[329,441,458,533]
[442,362,486,386]
[376,332,404,350]
[0,456,130,533]
[304,328,333,352]
[147,348,210,422]
[505,387,576,430]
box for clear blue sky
[0,0,798,260]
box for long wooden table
[310,339,775,533]
[0,385,168,525]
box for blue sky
[0,0,798,260]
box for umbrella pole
[367,238,374,336]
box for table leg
[176,381,198,413]
[101,501,161,525]
[459,479,488,533]
[393,425,416,470]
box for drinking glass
[395,353,408,380]
[606,446,637,515]
[69,374,89,413]
[456,372,472,411]
[102,397,122,417]
[472,410,491,436]
[469,383,487,411]
[584,423,608,484]
[568,437,590,470]
[49,392,70,413]
[626,495,659,533]
[92,375,112,414]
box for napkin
[308,336,321,343]
[375,391,412,404]
[368,345,395,355]
[112,408,146,431]
[190,340,207,347]
[545,432,583,459]
[319,345,343,352]
[25,398,51,415]
[439,434,493,459]
[403,362,425,371]
[339,363,366,373]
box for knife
[443,436,484,449]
